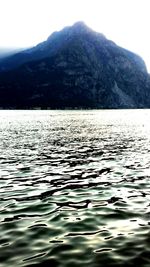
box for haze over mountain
[0,21,150,109]
[0,48,25,61]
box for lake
[0,109,150,267]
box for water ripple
[0,110,150,267]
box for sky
[0,0,150,71]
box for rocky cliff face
[0,21,150,108]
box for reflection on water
[0,109,150,267]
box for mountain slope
[0,21,150,108]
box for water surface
[0,109,150,267]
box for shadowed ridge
[0,21,150,108]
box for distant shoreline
[0,107,148,111]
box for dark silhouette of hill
[0,21,150,108]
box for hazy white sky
[0,0,150,70]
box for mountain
[0,47,25,62]
[0,21,150,109]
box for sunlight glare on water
[0,109,150,267]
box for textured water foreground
[0,110,150,267]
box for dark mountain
[0,21,150,109]
[0,47,25,63]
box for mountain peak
[68,21,106,40]
[0,21,149,109]
[59,21,92,36]
[72,21,88,29]
[71,21,94,33]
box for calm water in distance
[0,109,150,267]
